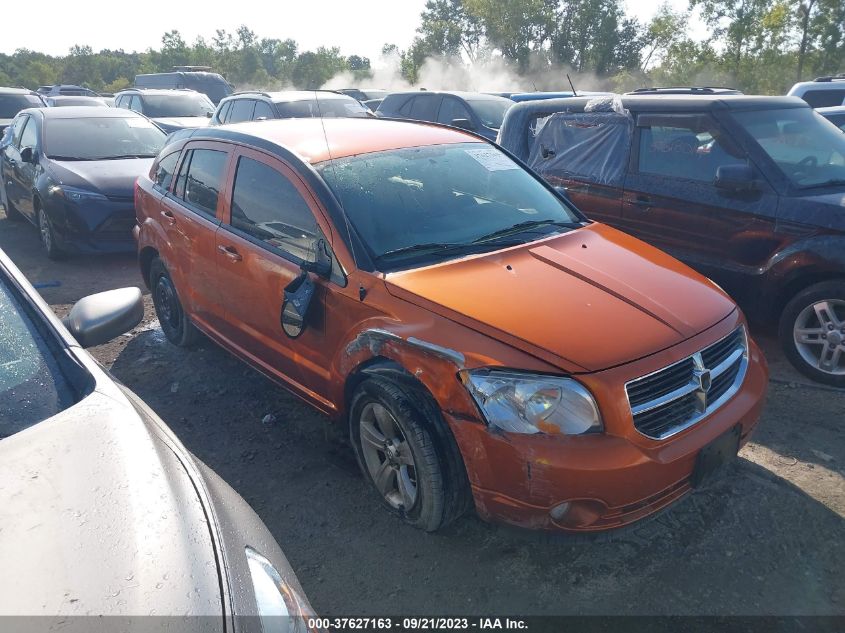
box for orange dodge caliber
[134,116,768,533]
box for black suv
[114,88,215,133]
[375,91,512,141]
[209,90,371,125]
[498,94,845,385]
[0,88,45,136]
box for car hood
[48,158,154,198]
[0,388,223,616]
[385,223,737,372]
[152,116,211,132]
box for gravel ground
[2,210,843,617]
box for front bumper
[448,323,769,533]
[45,195,136,254]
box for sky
[2,0,706,63]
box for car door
[621,112,780,300]
[128,95,144,115]
[214,146,340,404]
[160,142,232,336]
[437,96,473,128]
[226,99,255,124]
[1,116,27,212]
[6,115,40,221]
[408,94,442,123]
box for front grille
[625,327,748,440]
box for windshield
[143,93,215,118]
[733,107,845,188]
[44,116,166,160]
[466,98,512,129]
[316,142,581,270]
[0,277,75,438]
[0,94,43,119]
[276,98,370,119]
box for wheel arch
[139,246,160,289]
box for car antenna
[567,74,578,97]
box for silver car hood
[0,382,223,617]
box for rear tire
[349,376,469,532]
[779,281,845,387]
[149,258,200,347]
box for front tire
[149,258,200,347]
[349,377,467,532]
[37,207,65,260]
[779,281,845,387]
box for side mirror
[715,164,756,192]
[451,118,475,131]
[206,111,213,118]
[20,147,36,164]
[62,287,144,348]
[280,239,331,338]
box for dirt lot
[2,210,843,617]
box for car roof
[0,87,39,95]
[226,91,355,104]
[118,88,202,96]
[530,94,807,112]
[180,117,482,163]
[386,91,512,101]
[32,106,145,119]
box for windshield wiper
[799,178,845,189]
[46,155,89,161]
[89,154,158,160]
[471,219,580,244]
[377,239,526,263]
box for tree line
[1,0,843,95]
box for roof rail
[232,90,273,98]
[173,66,213,71]
[812,73,845,82]
[629,86,740,94]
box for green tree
[465,0,557,71]
[418,0,484,60]
[291,47,347,88]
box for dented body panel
[135,118,769,533]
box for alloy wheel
[359,402,418,511]
[39,210,52,252]
[793,299,845,376]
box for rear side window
[228,99,255,123]
[176,148,227,219]
[230,156,319,261]
[636,114,747,183]
[153,151,180,191]
[253,101,274,120]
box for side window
[153,151,180,192]
[176,148,228,219]
[228,99,255,124]
[229,156,320,261]
[10,117,27,148]
[115,95,126,108]
[637,115,747,183]
[801,89,845,108]
[214,101,231,124]
[252,100,274,120]
[437,97,472,124]
[398,97,414,117]
[19,118,38,150]
[129,95,143,113]
[410,96,440,122]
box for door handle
[217,244,243,262]
[631,196,652,209]
[162,209,176,225]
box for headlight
[460,369,603,435]
[245,547,315,633]
[49,185,108,203]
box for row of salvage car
[0,79,844,622]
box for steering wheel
[796,155,818,170]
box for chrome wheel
[793,299,845,376]
[359,402,418,511]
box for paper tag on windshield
[464,148,518,171]
[126,118,154,128]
